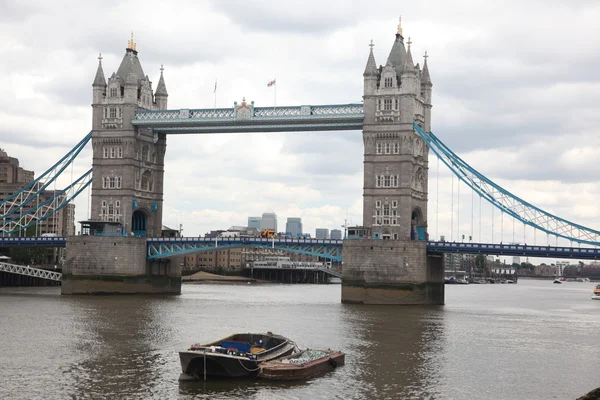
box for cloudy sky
[2,0,600,258]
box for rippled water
[1,279,599,399]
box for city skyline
[1,1,599,254]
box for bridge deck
[2,237,600,260]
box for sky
[1,0,600,263]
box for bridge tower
[62,36,180,295]
[342,20,444,304]
[90,35,167,238]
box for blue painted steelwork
[1,169,92,235]
[0,236,67,247]
[4,236,600,260]
[427,241,600,260]
[413,123,600,246]
[0,132,92,219]
[132,104,364,134]
[146,237,343,261]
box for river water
[0,279,598,399]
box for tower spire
[363,40,378,76]
[422,51,432,84]
[402,37,415,73]
[396,16,403,37]
[155,64,168,109]
[127,31,137,52]
[92,52,106,87]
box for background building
[330,229,342,240]
[260,212,277,231]
[554,261,569,277]
[315,228,330,239]
[0,149,34,184]
[285,217,303,237]
[247,217,261,230]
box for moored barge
[179,332,297,380]
[258,349,345,381]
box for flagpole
[214,78,217,111]
[274,77,277,109]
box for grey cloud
[207,0,361,34]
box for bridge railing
[133,104,364,124]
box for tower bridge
[2,21,599,302]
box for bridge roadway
[1,236,600,261]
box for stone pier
[61,236,181,295]
[341,239,444,305]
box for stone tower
[90,35,168,237]
[341,20,443,305]
[362,23,432,240]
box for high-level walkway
[132,103,365,134]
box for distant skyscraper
[261,212,277,231]
[330,229,342,240]
[248,217,261,230]
[286,217,303,237]
[315,228,330,239]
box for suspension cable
[471,187,474,242]
[479,195,482,243]
[451,173,454,241]
[457,178,460,241]
[436,156,439,240]
[501,210,503,243]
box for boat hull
[179,351,262,378]
[179,332,297,379]
[258,350,345,381]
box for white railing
[0,261,62,281]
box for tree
[475,254,487,275]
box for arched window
[141,171,151,191]
[141,146,149,162]
[384,175,391,187]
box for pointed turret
[421,51,433,131]
[155,65,168,109]
[422,51,432,85]
[92,53,106,104]
[115,33,145,90]
[402,38,415,74]
[93,53,107,87]
[386,17,407,82]
[364,40,378,76]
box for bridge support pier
[61,236,181,295]
[341,240,444,305]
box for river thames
[0,279,598,399]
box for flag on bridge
[267,79,276,87]
[214,79,217,93]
